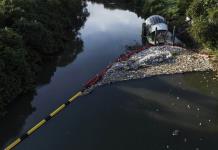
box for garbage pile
[82,45,214,95]
[122,47,178,70]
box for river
[1,1,218,150]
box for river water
[1,2,218,150]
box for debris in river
[172,129,180,136]
[82,45,214,95]
[187,105,191,109]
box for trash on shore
[82,45,214,95]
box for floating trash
[83,45,214,95]
[187,105,191,109]
[166,145,170,149]
[171,103,175,106]
[172,129,180,136]
[155,108,160,112]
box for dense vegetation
[187,0,218,51]
[0,0,88,116]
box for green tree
[0,28,33,115]
[0,0,88,116]
[187,0,218,50]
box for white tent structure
[143,15,168,45]
[142,15,182,46]
[145,15,168,33]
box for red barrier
[84,44,152,89]
[84,64,113,88]
[116,45,151,62]
[85,75,102,89]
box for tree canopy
[0,0,88,116]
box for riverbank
[83,45,214,94]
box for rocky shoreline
[83,45,214,95]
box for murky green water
[1,2,218,150]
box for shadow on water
[116,73,218,132]
[80,72,218,150]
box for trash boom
[4,45,150,150]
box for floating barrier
[4,91,83,150]
[5,45,152,150]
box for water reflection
[81,2,144,50]
[85,2,142,34]
[1,1,144,149]
[37,39,84,86]
[0,4,88,150]
[1,1,218,150]
[0,41,85,149]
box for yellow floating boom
[4,91,83,150]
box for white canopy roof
[145,15,168,33]
[145,15,166,26]
[149,23,168,33]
